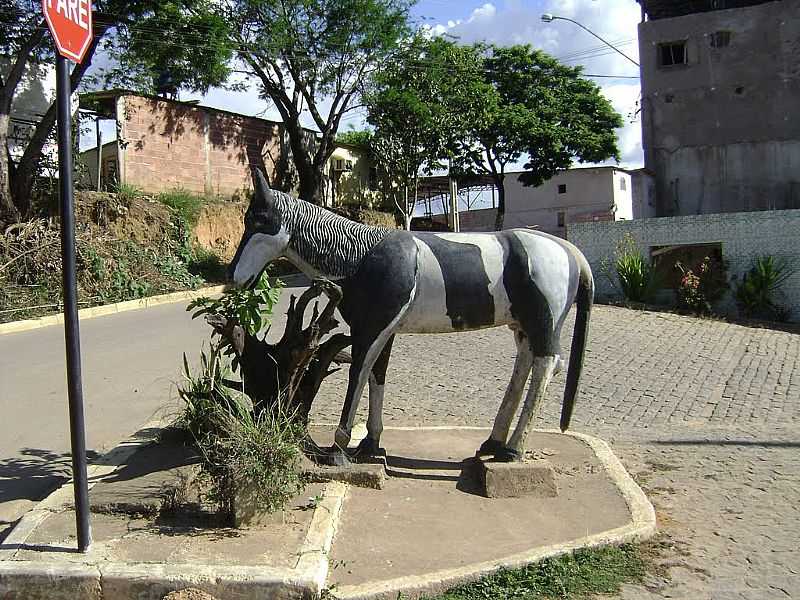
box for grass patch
[113,182,144,205]
[157,189,208,227]
[426,545,646,600]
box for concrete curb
[0,286,228,336]
[0,419,165,562]
[0,425,654,599]
[329,427,657,600]
[0,421,347,599]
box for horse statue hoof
[476,437,506,457]
[493,447,522,463]
[353,437,386,463]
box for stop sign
[42,0,93,63]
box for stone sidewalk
[310,304,800,600]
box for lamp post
[541,13,639,67]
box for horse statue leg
[503,353,559,460]
[332,327,402,465]
[358,335,395,458]
[478,328,533,457]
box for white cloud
[437,0,643,168]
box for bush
[735,255,795,321]
[178,275,305,519]
[675,255,728,315]
[177,343,306,519]
[112,182,144,205]
[603,234,659,303]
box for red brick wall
[120,95,283,198]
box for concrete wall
[630,169,658,219]
[567,209,800,320]
[639,1,800,215]
[502,167,631,235]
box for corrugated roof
[638,0,778,20]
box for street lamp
[541,13,639,67]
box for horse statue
[229,170,593,462]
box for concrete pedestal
[462,456,558,498]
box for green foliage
[110,182,144,205]
[156,189,207,227]
[336,129,374,151]
[675,255,728,315]
[223,0,413,202]
[187,247,228,282]
[0,212,207,323]
[604,234,659,303]
[735,255,795,321]
[176,344,306,517]
[188,274,284,370]
[451,45,623,229]
[104,0,235,94]
[428,545,646,599]
[366,35,485,223]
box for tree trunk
[206,280,351,426]
[493,176,506,231]
[297,163,323,204]
[11,33,102,218]
[0,112,20,225]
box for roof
[638,0,777,20]
[80,89,321,136]
[82,89,261,122]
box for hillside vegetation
[0,191,224,324]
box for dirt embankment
[74,191,173,245]
[193,202,398,263]
[193,202,246,262]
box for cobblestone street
[310,304,800,599]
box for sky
[179,0,645,169]
[75,0,644,170]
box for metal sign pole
[56,53,92,552]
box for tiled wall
[568,210,800,320]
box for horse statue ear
[252,168,274,209]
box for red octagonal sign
[42,0,93,63]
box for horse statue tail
[560,254,594,432]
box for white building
[424,166,648,234]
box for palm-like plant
[735,256,795,320]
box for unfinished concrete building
[637,0,800,216]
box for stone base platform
[0,425,655,600]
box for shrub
[157,189,207,227]
[675,255,728,315]
[603,234,659,303]
[176,344,306,518]
[735,255,795,321]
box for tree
[366,35,488,229]
[224,0,412,205]
[0,0,234,226]
[453,45,623,230]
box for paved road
[0,285,308,540]
[2,290,799,599]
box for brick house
[79,90,373,205]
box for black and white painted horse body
[230,171,593,461]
